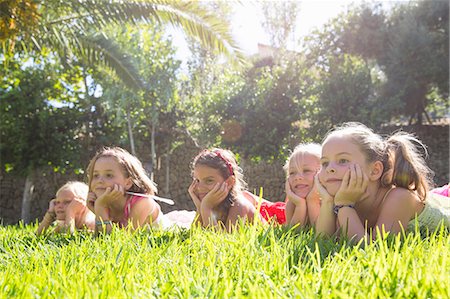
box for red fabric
[259,201,286,224]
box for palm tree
[2,0,244,88]
[1,0,244,223]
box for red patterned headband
[214,151,234,176]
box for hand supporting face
[334,164,369,206]
[201,182,231,210]
[314,175,334,204]
[87,192,96,213]
[305,179,321,204]
[65,196,86,221]
[95,184,126,209]
[48,199,56,216]
[188,180,201,211]
[285,180,305,206]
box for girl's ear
[125,178,133,190]
[226,175,236,187]
[369,161,384,181]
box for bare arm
[284,181,307,227]
[305,184,321,226]
[199,182,230,228]
[94,185,125,234]
[129,198,160,230]
[314,176,337,236]
[36,200,56,235]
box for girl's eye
[321,162,329,167]
[304,169,312,173]
[106,173,114,178]
[338,159,349,164]
[93,174,99,178]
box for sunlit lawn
[0,223,449,298]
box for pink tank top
[120,195,145,227]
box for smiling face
[90,156,132,197]
[192,164,230,201]
[54,189,76,220]
[288,153,320,198]
[318,136,370,196]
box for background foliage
[1,0,448,178]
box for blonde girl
[284,143,322,227]
[37,181,95,235]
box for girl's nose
[293,173,304,180]
[326,165,336,174]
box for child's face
[90,156,132,197]
[54,189,75,220]
[193,165,229,201]
[288,153,320,198]
[318,136,369,196]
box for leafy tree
[0,54,89,222]
[91,23,181,174]
[306,54,391,139]
[260,1,300,50]
[334,1,449,124]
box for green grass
[0,223,449,298]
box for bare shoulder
[382,187,423,214]
[230,197,256,217]
[130,197,157,214]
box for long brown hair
[86,147,157,195]
[191,148,247,223]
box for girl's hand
[285,181,305,206]
[96,184,125,207]
[48,199,56,214]
[188,180,201,210]
[201,182,230,209]
[334,164,369,206]
[87,192,96,212]
[306,181,320,203]
[66,196,86,219]
[315,175,334,204]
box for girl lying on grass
[86,147,171,233]
[315,122,449,242]
[284,143,322,227]
[37,181,95,235]
[242,143,322,227]
[188,148,263,231]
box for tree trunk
[150,120,156,181]
[21,172,35,224]
[417,111,423,125]
[424,109,432,124]
[165,153,170,195]
[126,107,136,156]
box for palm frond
[38,0,244,63]
[77,34,145,91]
